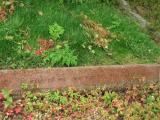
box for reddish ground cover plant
[0,8,7,21]
[23,38,54,56]
[35,39,54,55]
[82,16,111,48]
[38,39,54,50]
[0,0,15,21]
[0,82,160,120]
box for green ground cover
[0,83,160,119]
[0,0,160,69]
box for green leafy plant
[58,0,64,4]
[72,104,80,112]
[48,91,68,104]
[49,23,64,40]
[44,44,77,66]
[146,94,156,104]
[1,89,13,108]
[67,88,80,99]
[48,91,60,102]
[103,91,117,105]
[24,91,38,112]
[25,101,34,112]
[59,96,68,105]
[26,91,37,102]
[21,83,29,91]
[80,96,88,104]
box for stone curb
[0,64,160,91]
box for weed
[48,91,61,102]
[1,89,13,108]
[103,91,118,105]
[72,104,80,112]
[67,88,80,99]
[21,83,29,91]
[49,23,64,40]
[25,102,34,112]
[26,91,37,102]
[80,96,88,104]
[146,94,156,104]
[48,91,68,105]
[44,44,77,66]
[59,96,68,105]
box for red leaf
[0,8,7,21]
[0,102,4,111]
[38,38,54,50]
[6,109,14,117]
[35,49,44,55]
[27,113,33,120]
[14,106,22,114]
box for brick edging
[0,64,160,91]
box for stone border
[0,64,160,91]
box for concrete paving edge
[0,64,160,91]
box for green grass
[127,0,160,31]
[0,0,160,69]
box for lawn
[0,0,160,69]
[128,0,160,31]
[0,82,160,119]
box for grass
[127,0,160,31]
[0,0,160,69]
